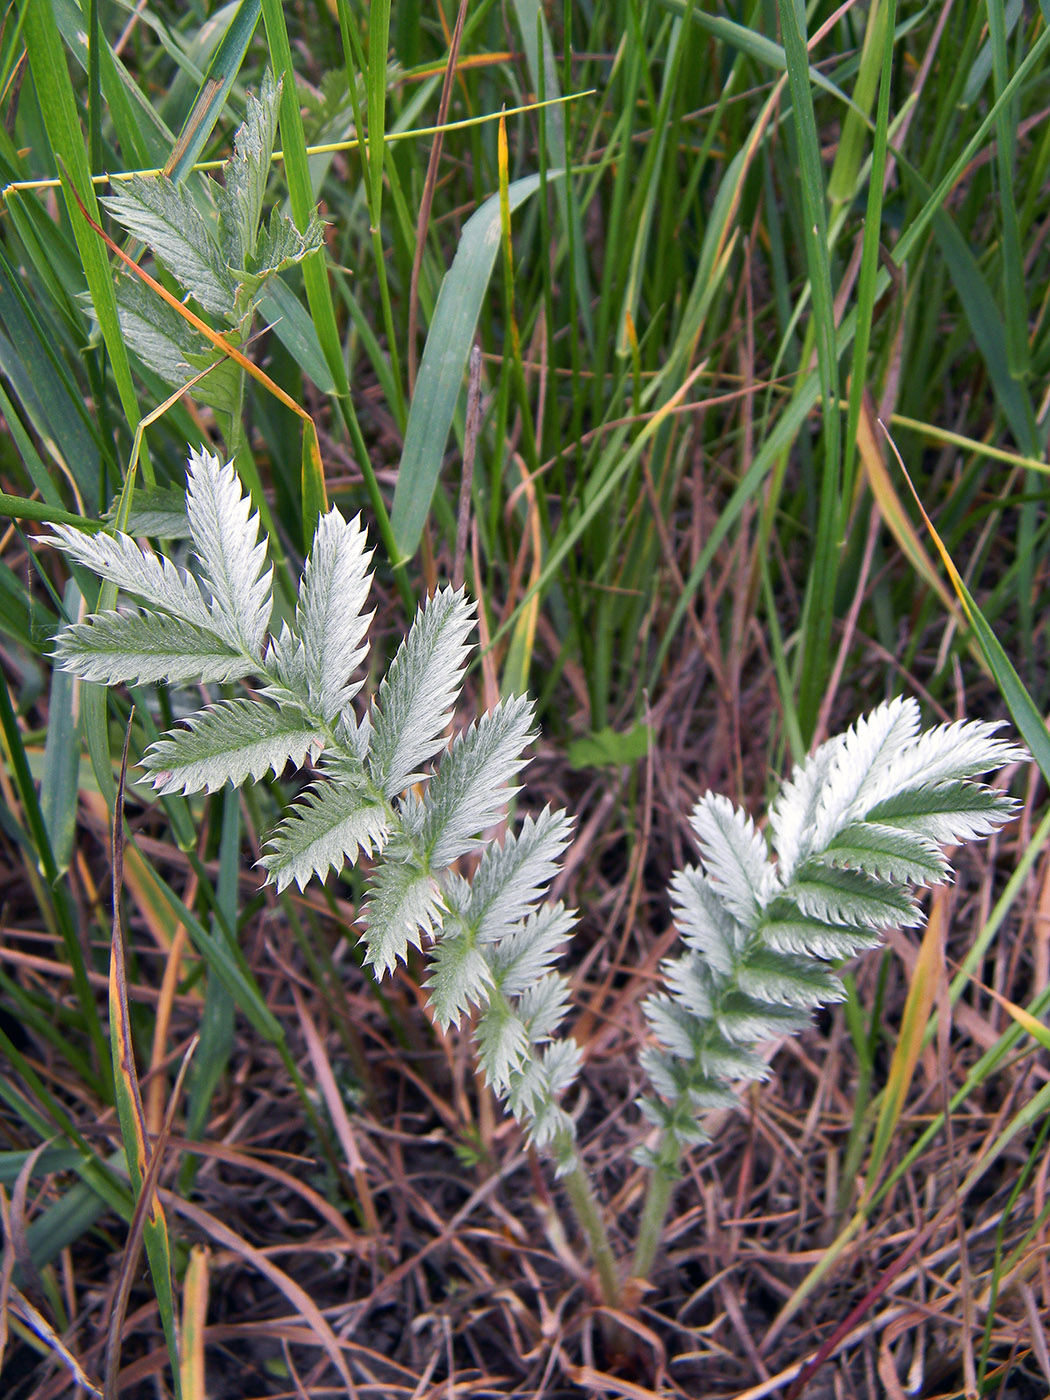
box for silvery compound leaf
[669,865,746,977]
[449,808,573,942]
[820,821,948,885]
[367,586,475,798]
[485,902,577,997]
[688,793,776,925]
[215,70,281,271]
[143,699,318,795]
[52,608,254,687]
[261,777,389,892]
[424,919,494,1030]
[420,695,535,868]
[296,506,374,722]
[185,447,273,658]
[804,698,920,861]
[103,176,235,318]
[866,782,1017,844]
[475,998,530,1093]
[45,522,212,628]
[362,859,444,977]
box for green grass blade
[391,171,551,559]
[164,0,261,181]
[22,3,142,444]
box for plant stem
[630,1140,677,1284]
[560,1149,620,1308]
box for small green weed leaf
[103,176,235,319]
[567,721,651,770]
[143,699,318,795]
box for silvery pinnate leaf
[736,947,844,1008]
[185,447,273,657]
[143,699,318,795]
[261,777,389,892]
[769,732,846,881]
[820,821,948,885]
[362,859,444,976]
[866,782,1017,844]
[670,865,746,977]
[113,277,239,413]
[45,522,212,629]
[712,991,811,1044]
[296,506,374,722]
[486,902,577,996]
[696,1033,771,1083]
[759,911,882,960]
[451,808,573,942]
[801,698,921,862]
[242,207,325,286]
[515,973,573,1042]
[215,70,281,271]
[507,1041,581,1148]
[367,586,475,798]
[474,997,530,1092]
[423,920,493,1030]
[659,954,717,1020]
[103,176,235,318]
[787,862,921,929]
[421,695,535,868]
[853,716,1025,812]
[53,608,254,686]
[688,793,776,924]
[643,994,702,1060]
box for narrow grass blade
[21,4,140,435]
[164,0,262,181]
[392,172,553,558]
[892,435,1050,786]
[108,723,179,1390]
[39,579,81,875]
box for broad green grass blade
[21,4,141,440]
[164,0,262,181]
[777,0,841,735]
[392,171,553,559]
[986,0,1029,379]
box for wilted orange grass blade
[865,887,947,1195]
[855,394,960,622]
[163,1193,359,1395]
